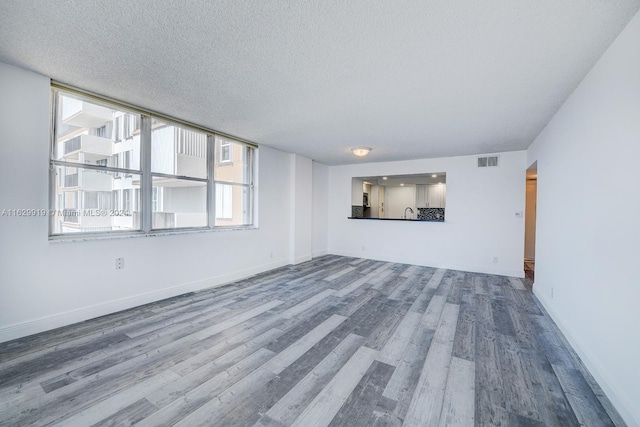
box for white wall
[289,154,313,264]
[527,11,640,426]
[0,62,297,342]
[351,177,363,205]
[328,151,527,277]
[311,161,329,257]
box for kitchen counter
[347,217,444,222]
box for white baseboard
[312,250,328,258]
[0,258,289,344]
[330,250,524,278]
[534,288,639,427]
[290,254,313,265]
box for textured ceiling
[1,1,638,165]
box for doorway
[524,162,537,281]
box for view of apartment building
[53,92,252,234]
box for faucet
[403,207,414,219]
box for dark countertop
[348,217,444,222]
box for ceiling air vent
[477,155,499,168]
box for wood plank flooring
[0,255,624,426]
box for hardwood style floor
[0,256,624,426]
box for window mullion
[50,160,139,175]
[249,148,255,225]
[49,90,59,236]
[207,134,216,228]
[141,115,152,232]
[149,172,208,182]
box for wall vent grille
[477,155,499,168]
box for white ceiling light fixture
[351,147,372,157]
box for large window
[50,86,256,238]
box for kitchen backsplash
[418,208,445,221]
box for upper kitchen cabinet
[416,184,446,208]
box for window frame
[49,84,258,240]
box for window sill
[347,217,445,222]
[48,225,258,243]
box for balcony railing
[132,211,175,229]
[63,210,79,223]
[59,134,114,160]
[64,174,79,187]
[154,212,176,228]
[63,135,82,155]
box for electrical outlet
[115,257,124,270]
[270,251,274,259]
[492,257,498,264]
[551,287,554,298]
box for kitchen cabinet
[416,184,446,208]
[416,185,427,208]
[427,184,446,208]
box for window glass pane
[52,166,140,234]
[152,119,207,179]
[215,183,233,219]
[214,137,252,184]
[54,92,141,170]
[152,177,207,229]
[215,184,252,227]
